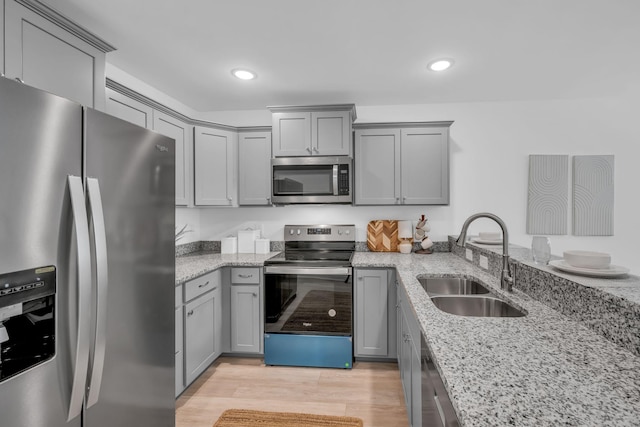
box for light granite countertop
[176,250,640,426]
[175,251,279,285]
[352,252,640,427]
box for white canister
[238,229,261,253]
[255,238,270,254]
[221,237,237,254]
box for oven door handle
[264,266,352,276]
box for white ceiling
[41,0,640,112]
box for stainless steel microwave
[271,156,352,204]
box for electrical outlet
[465,249,473,261]
[480,255,489,269]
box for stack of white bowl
[562,250,611,269]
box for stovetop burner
[264,225,355,267]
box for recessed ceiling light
[428,59,453,72]
[231,68,257,80]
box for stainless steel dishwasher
[422,333,460,426]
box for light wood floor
[175,357,409,427]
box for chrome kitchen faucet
[455,212,515,292]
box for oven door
[264,266,352,336]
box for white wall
[110,65,639,274]
[195,91,640,274]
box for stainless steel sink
[418,277,491,296]
[430,295,526,317]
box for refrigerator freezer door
[0,78,83,427]
[83,108,175,427]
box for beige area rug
[213,409,364,427]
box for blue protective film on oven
[264,333,353,369]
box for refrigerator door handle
[86,178,108,408]
[67,175,92,421]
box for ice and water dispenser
[0,266,56,382]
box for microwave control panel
[338,164,350,195]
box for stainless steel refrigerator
[0,77,175,427]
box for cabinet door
[154,112,191,206]
[184,291,217,385]
[400,127,449,205]
[311,111,351,156]
[194,126,237,206]
[238,131,272,205]
[272,112,311,156]
[355,269,389,357]
[105,89,153,129]
[399,309,413,419]
[4,0,106,109]
[354,128,401,205]
[175,305,184,397]
[230,284,261,353]
[410,342,422,427]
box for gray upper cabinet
[105,88,153,129]
[238,130,272,205]
[270,105,356,157]
[354,128,401,205]
[3,0,115,110]
[153,112,192,206]
[194,126,238,206]
[354,122,452,205]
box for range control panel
[284,225,356,242]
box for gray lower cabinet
[3,0,113,110]
[229,268,263,353]
[354,269,397,358]
[397,281,422,427]
[194,126,237,206]
[175,284,184,397]
[238,130,272,205]
[354,122,452,205]
[183,270,222,386]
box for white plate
[470,238,503,245]
[548,260,629,278]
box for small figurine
[414,214,433,254]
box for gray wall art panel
[573,155,614,236]
[526,155,568,235]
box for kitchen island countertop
[352,251,640,427]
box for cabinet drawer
[175,285,183,308]
[184,270,220,302]
[231,267,260,284]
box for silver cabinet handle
[238,274,253,279]
[252,292,257,297]
[395,197,400,204]
[358,276,363,281]
[403,197,407,203]
[198,281,210,288]
[67,176,92,422]
[187,310,194,317]
[212,286,218,291]
[86,178,109,408]
[266,197,271,204]
[306,147,312,153]
[15,77,24,83]
[313,147,319,153]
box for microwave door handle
[86,178,108,408]
[66,176,92,422]
[333,165,339,196]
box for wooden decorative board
[367,220,399,252]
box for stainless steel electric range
[263,224,355,369]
